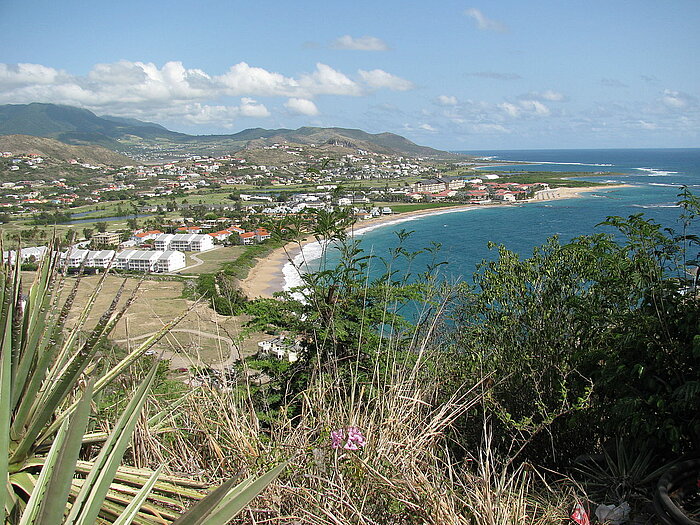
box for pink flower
[331,426,366,450]
[331,429,345,449]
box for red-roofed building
[239,232,256,245]
[209,230,233,241]
[254,228,271,242]
[131,230,163,243]
[176,226,202,234]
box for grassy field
[54,273,267,370]
[179,245,246,275]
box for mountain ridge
[0,103,457,160]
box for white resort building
[64,248,185,273]
[153,233,214,252]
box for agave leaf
[17,416,70,525]
[12,280,131,461]
[31,381,93,525]
[111,465,163,525]
[1,267,14,522]
[65,362,158,525]
[39,304,193,445]
[168,477,240,525]
[12,254,56,410]
[172,461,287,525]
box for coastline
[237,183,632,299]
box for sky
[1,1,699,150]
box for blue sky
[1,1,698,150]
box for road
[113,327,240,369]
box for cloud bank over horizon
[0,2,697,149]
[0,60,413,128]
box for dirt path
[177,246,220,273]
[113,327,240,369]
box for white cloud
[537,90,565,102]
[239,97,270,117]
[332,35,388,51]
[218,62,299,97]
[498,102,521,118]
[499,99,550,118]
[519,100,551,116]
[661,89,695,109]
[299,63,362,96]
[464,8,507,32]
[358,69,414,91]
[436,95,458,106]
[0,63,64,86]
[285,97,319,116]
[471,123,510,134]
[637,120,657,130]
[419,123,437,132]
[0,59,417,126]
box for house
[257,336,300,363]
[239,232,256,245]
[85,250,116,269]
[64,248,89,268]
[131,230,163,243]
[152,233,213,252]
[170,233,214,252]
[122,250,161,272]
[254,228,271,243]
[176,226,202,234]
[2,246,48,264]
[153,234,174,251]
[208,230,233,242]
[114,250,138,270]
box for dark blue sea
[288,149,700,287]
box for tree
[82,227,94,240]
[450,192,700,465]
[96,221,107,233]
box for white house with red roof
[131,230,163,243]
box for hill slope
[0,134,133,166]
[0,103,455,159]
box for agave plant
[0,247,285,524]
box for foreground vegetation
[3,189,699,523]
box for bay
[288,148,700,288]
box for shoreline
[237,183,632,299]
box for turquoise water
[298,149,700,284]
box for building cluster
[257,335,301,363]
[63,248,186,273]
[0,143,446,219]
[408,176,549,203]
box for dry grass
[137,313,577,524]
[55,273,267,368]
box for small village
[0,143,557,273]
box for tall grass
[139,283,578,524]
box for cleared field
[56,274,267,370]
[179,245,246,275]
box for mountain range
[0,103,454,160]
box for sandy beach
[237,184,632,299]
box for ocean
[284,148,700,290]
